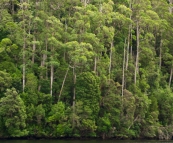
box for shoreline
[0,136,168,141]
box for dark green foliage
[0,88,28,137]
[74,72,101,137]
[0,70,12,94]
[76,72,101,116]
[98,80,121,138]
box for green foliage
[154,87,173,126]
[76,72,101,117]
[25,73,38,92]
[0,88,28,137]
[97,116,111,136]
[0,0,173,139]
[48,102,65,123]
[74,72,101,136]
[0,70,12,93]
[119,89,136,138]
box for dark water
[0,140,172,143]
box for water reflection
[0,140,172,143]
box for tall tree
[18,0,33,92]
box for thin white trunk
[45,22,48,79]
[38,84,41,92]
[45,37,48,79]
[130,26,133,59]
[128,116,139,130]
[58,66,69,102]
[122,39,126,96]
[50,64,54,96]
[109,42,113,79]
[169,66,173,87]
[169,0,173,14]
[32,36,36,64]
[22,0,26,92]
[168,1,172,87]
[50,44,55,96]
[134,21,139,85]
[81,0,89,7]
[126,0,132,70]
[23,43,26,92]
[84,0,87,7]
[126,25,131,70]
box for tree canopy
[0,0,173,140]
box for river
[0,140,172,143]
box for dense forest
[1,0,173,140]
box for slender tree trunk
[168,0,173,86]
[58,66,69,102]
[129,0,133,59]
[169,0,173,14]
[169,65,173,87]
[109,42,113,80]
[126,0,132,70]
[130,26,133,59]
[50,44,54,96]
[45,22,48,79]
[81,0,89,7]
[50,64,54,96]
[134,21,139,85]
[45,37,48,79]
[32,36,36,64]
[126,25,131,70]
[84,0,87,7]
[128,116,139,130]
[23,40,26,92]
[39,31,48,91]
[122,39,126,96]
[22,0,26,92]
[38,82,41,91]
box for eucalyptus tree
[65,41,94,115]
[35,10,49,92]
[117,0,163,137]
[147,0,171,91]
[46,16,63,96]
[17,0,34,92]
[165,3,173,87]
[113,3,132,95]
[127,0,160,89]
[64,3,96,126]
[150,0,173,87]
